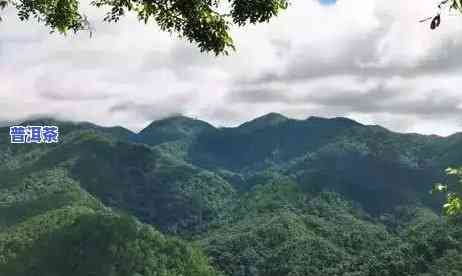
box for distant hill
[136,115,215,146]
[3,114,461,215]
[237,112,290,132]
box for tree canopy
[423,0,462,29]
[0,0,289,55]
[3,0,462,54]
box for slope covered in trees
[1,114,462,275]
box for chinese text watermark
[10,126,59,144]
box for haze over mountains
[1,113,462,275]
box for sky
[1,0,462,136]
[319,0,337,5]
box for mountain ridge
[2,114,461,214]
[7,113,461,138]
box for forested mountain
[1,114,461,275]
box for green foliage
[454,0,462,11]
[433,167,462,216]
[3,0,289,54]
[200,190,461,276]
[425,0,462,30]
[233,177,305,218]
[0,167,104,229]
[137,115,215,147]
[1,122,236,234]
[189,115,445,214]
[0,0,7,21]
[13,0,90,33]
[0,208,219,276]
[231,0,288,26]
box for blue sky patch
[319,0,337,5]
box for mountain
[237,112,289,132]
[0,119,221,276]
[136,115,215,146]
[0,197,218,276]
[188,114,365,171]
[1,114,462,275]
[1,120,235,234]
[180,114,457,214]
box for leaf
[431,15,441,30]
[431,183,448,194]
[455,0,462,12]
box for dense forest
[1,114,462,275]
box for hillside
[136,115,215,146]
[1,114,461,275]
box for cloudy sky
[1,0,462,136]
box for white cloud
[1,0,462,135]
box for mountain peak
[238,113,289,131]
[18,117,62,126]
[260,112,289,121]
[138,115,214,145]
[306,116,363,127]
[142,115,213,130]
[154,114,196,123]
